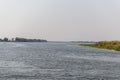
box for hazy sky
[0,0,120,41]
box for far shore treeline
[0,37,47,42]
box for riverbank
[80,41,120,51]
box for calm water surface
[0,42,120,80]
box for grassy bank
[80,41,120,51]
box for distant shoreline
[0,37,47,42]
[80,41,120,51]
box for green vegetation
[80,41,120,51]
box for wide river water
[0,42,120,80]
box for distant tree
[15,37,47,42]
[0,39,2,41]
[12,38,14,42]
[3,37,8,42]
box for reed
[80,40,120,51]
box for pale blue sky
[0,0,120,41]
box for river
[0,42,120,80]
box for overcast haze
[0,0,120,41]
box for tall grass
[80,40,120,51]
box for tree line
[0,37,47,42]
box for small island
[80,41,120,51]
[0,37,47,42]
